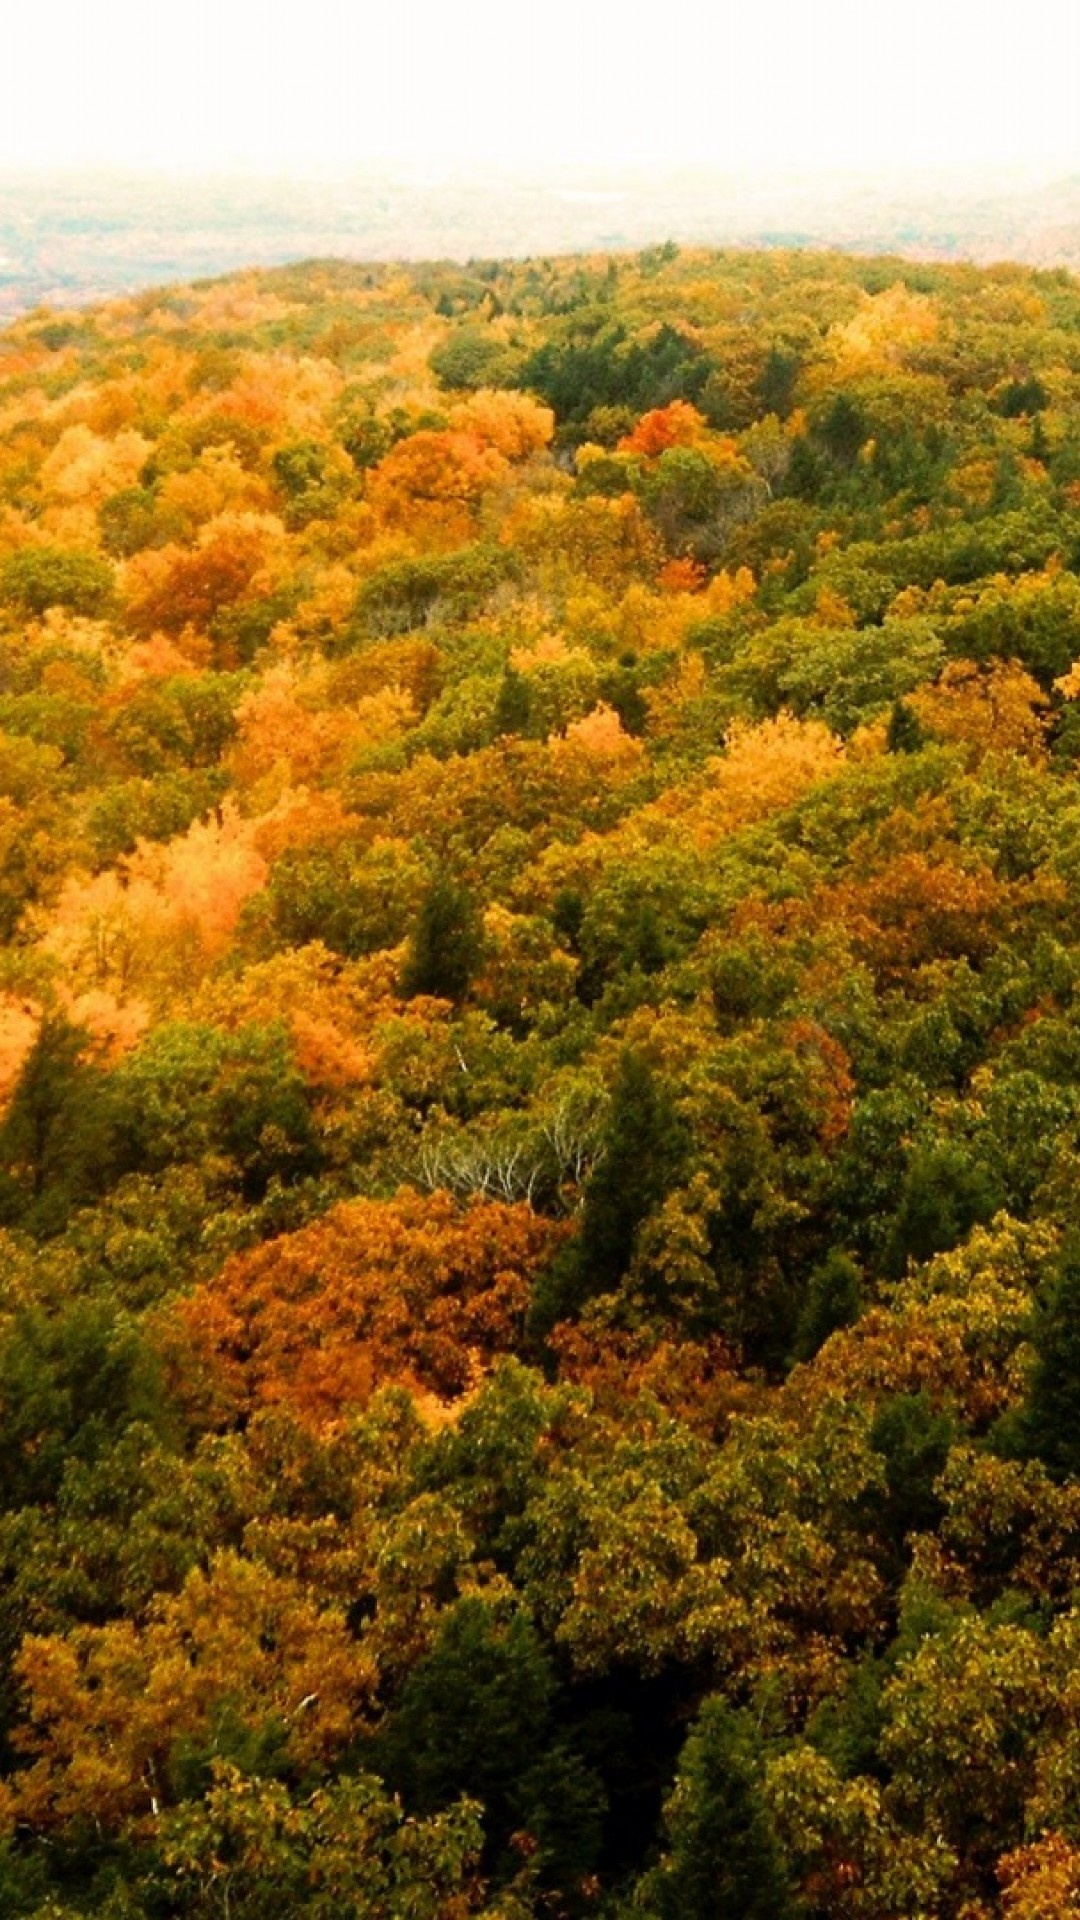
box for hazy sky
[4,0,1079,179]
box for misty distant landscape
[4,162,1080,317]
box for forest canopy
[1,243,1080,1914]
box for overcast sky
[3,0,1078,179]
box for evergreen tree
[1029,414,1051,464]
[640,1699,794,1920]
[0,1016,118,1236]
[375,1598,555,1822]
[886,697,925,754]
[531,1050,686,1331]
[869,1390,954,1559]
[1023,1235,1080,1480]
[492,664,532,737]
[882,1140,1000,1277]
[371,1598,605,1890]
[819,392,866,466]
[757,344,800,418]
[400,870,484,1004]
[791,1249,863,1363]
[630,902,667,976]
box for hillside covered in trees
[3,243,1080,1914]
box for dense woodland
[2,243,1080,1914]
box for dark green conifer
[886,698,925,754]
[371,1597,605,1890]
[492,663,532,737]
[757,343,800,418]
[819,392,866,465]
[631,902,667,975]
[400,870,484,1004]
[870,1390,954,1553]
[531,1050,686,1331]
[1029,414,1051,464]
[882,1140,999,1276]
[642,1699,795,1920]
[0,1016,118,1236]
[791,1249,863,1363]
[1023,1236,1080,1480]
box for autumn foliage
[2,244,1080,1915]
[171,1190,566,1425]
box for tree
[791,1250,863,1363]
[122,511,288,642]
[430,324,514,391]
[401,871,485,1004]
[878,1612,1048,1896]
[0,547,115,619]
[638,1698,795,1920]
[0,1295,166,1511]
[492,665,533,738]
[173,1191,563,1426]
[111,1020,321,1203]
[998,1834,1080,1919]
[869,1390,954,1562]
[531,1051,686,1330]
[882,1139,1001,1276]
[1022,1236,1080,1481]
[144,1762,497,1920]
[372,1596,604,1890]
[10,1552,372,1837]
[637,445,764,563]
[886,697,925,754]
[816,393,866,466]
[0,1017,118,1236]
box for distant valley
[4,162,1080,316]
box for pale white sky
[2,0,1078,179]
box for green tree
[0,547,115,619]
[817,393,866,467]
[430,325,513,391]
[373,1596,603,1889]
[0,1297,166,1512]
[140,1762,495,1920]
[638,1698,795,1920]
[882,1140,1000,1277]
[492,665,533,738]
[791,1249,863,1364]
[112,1021,321,1202]
[1022,1235,1080,1480]
[886,697,926,754]
[0,1018,119,1237]
[869,1391,954,1561]
[531,1051,686,1330]
[400,871,485,1004]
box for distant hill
[4,162,1080,317]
